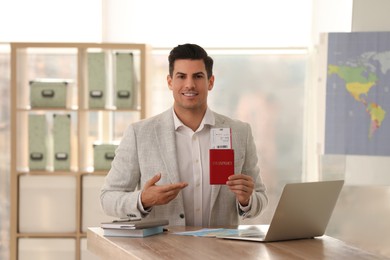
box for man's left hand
[226,174,254,206]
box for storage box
[115,52,136,109]
[88,52,106,108]
[30,79,69,108]
[93,143,118,170]
[29,114,47,170]
[53,114,71,171]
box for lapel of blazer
[210,112,228,212]
[153,109,181,184]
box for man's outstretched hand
[141,173,188,208]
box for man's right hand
[140,173,188,208]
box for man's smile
[182,91,198,97]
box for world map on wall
[325,32,390,156]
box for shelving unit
[10,42,150,260]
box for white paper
[210,128,231,149]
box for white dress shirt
[173,108,214,226]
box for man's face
[167,59,214,113]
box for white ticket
[210,128,232,149]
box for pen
[113,219,131,223]
[113,217,141,223]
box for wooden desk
[87,227,386,260]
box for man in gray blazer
[101,44,268,226]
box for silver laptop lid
[264,180,344,242]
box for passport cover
[209,149,234,185]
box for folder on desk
[88,52,106,108]
[114,52,136,109]
[28,114,47,170]
[53,114,71,171]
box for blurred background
[1,0,390,259]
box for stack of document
[101,218,169,237]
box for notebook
[218,180,344,242]
[101,218,169,229]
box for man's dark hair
[168,43,214,79]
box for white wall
[352,0,390,31]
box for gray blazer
[100,109,268,226]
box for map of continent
[325,32,390,156]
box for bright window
[0,0,101,42]
[103,0,312,48]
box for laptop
[218,180,344,242]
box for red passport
[209,149,234,185]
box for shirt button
[179,213,185,219]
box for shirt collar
[172,107,215,131]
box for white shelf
[10,42,150,260]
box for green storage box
[115,52,136,109]
[53,114,71,171]
[88,52,106,108]
[30,79,68,108]
[29,114,47,170]
[93,143,118,171]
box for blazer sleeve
[239,123,268,219]
[100,124,142,218]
